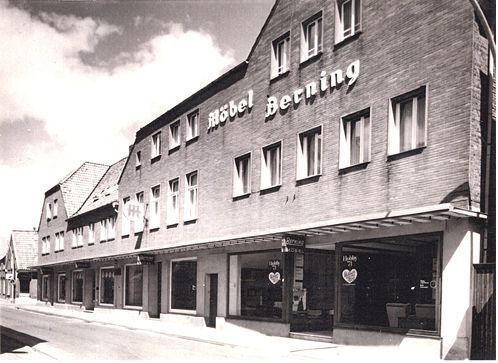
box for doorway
[205,274,218,328]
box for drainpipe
[469,0,496,59]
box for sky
[0,0,274,252]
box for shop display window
[100,268,114,305]
[337,234,440,332]
[72,270,84,303]
[171,259,197,312]
[125,264,143,307]
[229,251,284,320]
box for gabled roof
[11,230,38,270]
[58,162,109,217]
[73,158,127,217]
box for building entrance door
[205,274,218,328]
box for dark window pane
[171,261,197,310]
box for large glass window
[100,268,114,305]
[72,270,84,303]
[125,265,143,307]
[337,234,440,332]
[171,260,197,312]
[229,251,284,319]
[57,274,66,302]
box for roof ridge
[59,161,109,185]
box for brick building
[34,0,495,359]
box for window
[184,171,198,221]
[171,259,197,312]
[388,87,427,155]
[151,132,161,159]
[301,12,322,62]
[100,267,114,305]
[100,216,116,241]
[72,270,84,304]
[42,236,50,255]
[337,234,440,333]
[42,275,49,300]
[124,264,143,308]
[53,199,58,219]
[122,197,130,236]
[233,153,251,197]
[135,151,141,168]
[88,223,95,245]
[187,110,199,141]
[297,126,322,179]
[261,142,282,189]
[340,110,371,168]
[135,192,144,232]
[335,0,361,44]
[72,227,83,248]
[167,178,179,225]
[169,121,180,150]
[229,251,284,319]
[57,274,66,302]
[46,202,52,221]
[55,232,64,252]
[150,186,160,229]
[271,33,290,79]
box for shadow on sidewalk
[0,326,46,354]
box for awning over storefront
[30,203,486,268]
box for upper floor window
[55,231,64,252]
[388,86,427,155]
[340,109,371,168]
[135,192,145,232]
[297,126,322,180]
[122,197,130,236]
[167,178,179,225]
[271,33,290,79]
[186,110,199,141]
[261,142,282,189]
[335,0,361,44]
[169,121,180,150]
[88,223,95,245]
[185,171,198,221]
[150,185,160,229]
[135,151,141,169]
[301,12,322,62]
[46,202,52,221]
[100,216,116,241]
[72,227,83,248]
[42,236,50,255]
[53,199,58,219]
[151,132,161,159]
[233,153,251,197]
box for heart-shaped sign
[342,269,358,284]
[268,271,281,284]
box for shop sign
[137,254,155,265]
[281,235,305,253]
[342,254,357,267]
[207,90,254,131]
[342,254,358,284]
[123,200,145,223]
[75,262,90,269]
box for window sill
[135,165,141,171]
[296,173,321,185]
[71,245,83,249]
[121,234,129,239]
[260,184,281,195]
[169,309,197,315]
[186,135,199,146]
[54,250,64,253]
[123,305,142,311]
[166,222,179,228]
[334,31,362,50]
[270,70,290,84]
[184,218,198,225]
[88,242,94,246]
[41,253,50,256]
[168,145,180,154]
[233,192,251,201]
[299,51,323,69]
[151,155,161,164]
[134,231,144,236]
[149,227,160,233]
[98,303,114,307]
[53,216,58,220]
[387,146,426,161]
[339,161,369,174]
[71,301,83,305]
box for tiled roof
[73,158,127,217]
[11,230,38,270]
[59,162,109,217]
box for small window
[388,86,427,155]
[53,199,58,219]
[185,171,198,221]
[340,110,371,168]
[135,192,145,232]
[169,121,180,150]
[167,178,180,225]
[57,273,66,302]
[233,153,251,197]
[88,223,95,245]
[42,237,50,255]
[135,151,141,168]
[335,0,361,44]
[72,270,84,304]
[301,12,322,62]
[261,142,282,189]
[150,185,160,229]
[46,202,52,221]
[151,132,161,159]
[186,110,199,141]
[100,219,107,242]
[122,197,130,236]
[271,33,290,79]
[297,127,322,180]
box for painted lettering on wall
[207,90,254,131]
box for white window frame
[271,33,290,79]
[184,171,198,221]
[88,223,95,245]
[150,185,161,229]
[233,153,252,197]
[261,141,283,190]
[301,12,323,62]
[169,257,197,315]
[57,273,66,303]
[169,121,181,150]
[135,151,141,168]
[99,266,115,307]
[339,110,371,168]
[335,0,362,44]
[122,197,131,236]
[186,110,199,141]
[151,132,161,159]
[297,126,323,180]
[167,178,180,226]
[123,263,143,310]
[388,86,428,156]
[53,199,58,219]
[55,232,64,252]
[135,192,145,233]
[71,269,84,304]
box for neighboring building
[1,231,39,299]
[33,0,495,360]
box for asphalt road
[0,304,284,361]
